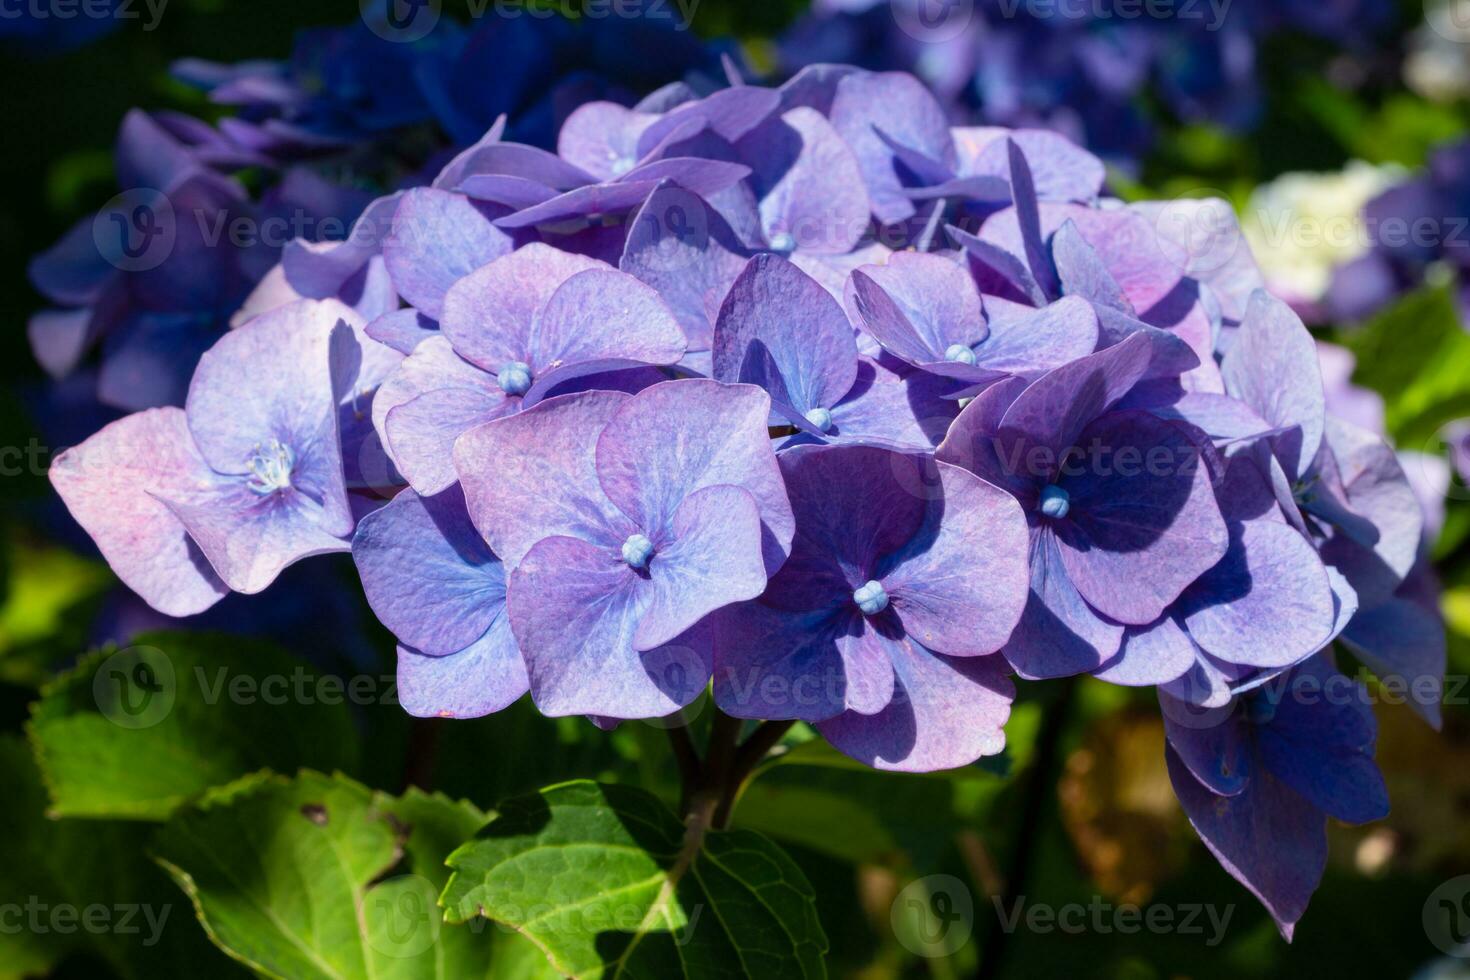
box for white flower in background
[1407,0,1470,102]
[1242,161,1405,310]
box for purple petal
[848,252,985,366]
[1004,531,1124,679]
[881,461,1030,657]
[740,107,870,255]
[811,358,958,450]
[185,300,354,535]
[957,127,1105,202]
[508,534,711,718]
[970,296,1100,381]
[352,486,506,657]
[1094,616,1199,687]
[830,71,955,224]
[620,183,752,350]
[557,102,657,180]
[1052,219,1134,314]
[439,243,607,373]
[713,605,847,722]
[455,389,634,567]
[634,484,769,651]
[819,644,1014,773]
[713,254,858,421]
[525,268,687,400]
[1053,410,1228,625]
[282,192,403,299]
[1341,593,1446,729]
[1165,746,1325,940]
[594,380,795,573]
[50,408,228,616]
[396,619,528,720]
[997,330,1164,464]
[159,477,351,595]
[1180,521,1336,668]
[382,189,515,321]
[365,309,439,356]
[386,387,514,496]
[1220,291,1325,483]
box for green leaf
[0,735,246,980]
[442,780,828,979]
[28,631,360,820]
[1341,283,1470,444]
[152,769,514,979]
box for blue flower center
[944,343,977,365]
[804,407,833,432]
[853,580,889,616]
[621,533,655,570]
[768,231,797,254]
[246,439,296,495]
[1039,485,1071,520]
[498,361,533,396]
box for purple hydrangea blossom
[713,444,1028,771]
[452,380,794,719]
[50,299,391,615]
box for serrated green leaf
[28,631,360,820]
[442,780,828,979]
[152,769,514,980]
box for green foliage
[443,780,828,979]
[28,632,359,820]
[152,769,523,980]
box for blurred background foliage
[3,1,1470,978]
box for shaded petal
[881,461,1030,657]
[1220,291,1325,483]
[819,642,1013,773]
[351,486,505,656]
[1342,593,1446,729]
[620,183,751,350]
[848,252,985,365]
[1180,521,1336,668]
[1004,531,1124,679]
[713,605,847,722]
[713,254,858,419]
[740,107,870,254]
[49,408,228,616]
[1055,410,1228,625]
[1165,746,1325,941]
[830,71,955,224]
